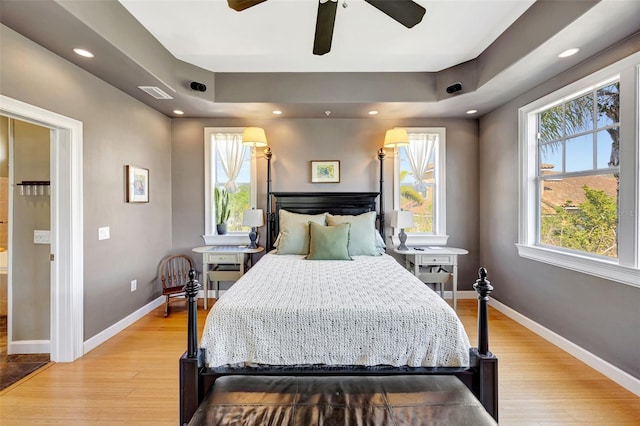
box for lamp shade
[383,128,409,148]
[242,208,264,227]
[242,127,268,147]
[391,210,414,229]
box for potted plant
[214,187,230,235]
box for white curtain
[406,133,437,190]
[214,133,246,193]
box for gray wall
[478,35,640,377]
[171,117,481,289]
[12,120,51,340]
[0,25,173,340]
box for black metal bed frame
[179,149,498,425]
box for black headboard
[263,148,386,250]
[267,192,380,250]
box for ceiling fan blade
[364,0,426,28]
[227,0,268,12]
[313,0,338,56]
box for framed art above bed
[310,160,340,183]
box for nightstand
[393,246,468,310]
[192,245,264,309]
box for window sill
[390,234,450,247]
[515,244,639,288]
[202,233,250,246]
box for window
[393,127,448,245]
[517,52,640,287]
[204,128,258,238]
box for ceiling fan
[227,0,426,55]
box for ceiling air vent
[138,86,173,100]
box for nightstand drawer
[417,254,453,264]
[204,252,242,263]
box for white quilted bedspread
[200,253,470,368]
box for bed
[180,153,497,424]
[200,252,471,369]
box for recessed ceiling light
[368,110,379,115]
[466,109,477,115]
[272,110,282,115]
[73,48,94,58]
[558,48,579,58]
[173,110,184,115]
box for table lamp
[391,210,414,251]
[243,208,264,249]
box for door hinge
[50,254,55,261]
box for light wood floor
[1,299,638,425]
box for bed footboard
[179,268,498,424]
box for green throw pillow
[306,222,352,260]
[276,210,327,255]
[326,211,380,256]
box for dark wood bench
[187,375,498,425]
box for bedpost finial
[479,267,487,280]
[474,267,493,296]
[264,146,272,160]
[378,148,386,160]
[183,269,201,296]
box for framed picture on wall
[310,160,340,183]
[126,165,149,203]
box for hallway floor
[0,316,50,391]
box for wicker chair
[159,254,195,317]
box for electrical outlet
[98,226,110,240]
[130,279,137,292]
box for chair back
[160,255,195,292]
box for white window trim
[392,127,449,246]
[203,127,257,245]
[517,52,640,288]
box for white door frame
[0,95,84,362]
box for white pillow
[276,210,327,255]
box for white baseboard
[198,289,227,299]
[83,296,164,355]
[489,298,640,397]
[431,289,476,300]
[8,340,50,355]
[450,290,477,299]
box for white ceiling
[119,0,536,73]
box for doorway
[1,117,51,349]
[0,95,84,362]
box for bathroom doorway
[0,95,84,363]
[1,116,52,350]
[0,116,52,387]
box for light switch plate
[98,226,110,240]
[34,230,51,244]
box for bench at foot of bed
[186,375,497,425]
